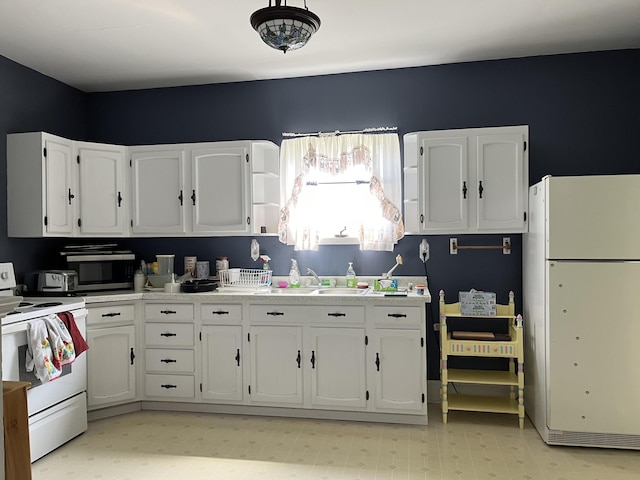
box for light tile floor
[31,405,640,480]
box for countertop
[81,276,431,305]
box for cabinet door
[201,325,243,402]
[419,136,469,232]
[44,137,75,235]
[371,329,425,413]
[308,327,367,409]
[249,325,303,406]
[87,325,136,407]
[191,145,250,234]
[475,133,526,231]
[131,149,186,234]
[76,144,127,236]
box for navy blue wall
[83,49,640,295]
[0,55,88,276]
[2,49,639,379]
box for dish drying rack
[218,268,272,289]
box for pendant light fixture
[250,0,321,54]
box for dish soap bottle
[346,262,357,288]
[289,259,300,288]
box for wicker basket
[218,268,272,288]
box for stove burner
[33,302,64,308]
[18,302,34,308]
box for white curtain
[278,133,404,251]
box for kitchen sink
[312,288,367,295]
[253,288,317,295]
[252,287,368,296]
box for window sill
[317,236,360,246]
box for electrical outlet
[419,239,430,262]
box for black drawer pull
[161,384,177,389]
[160,310,177,315]
[387,313,407,318]
[101,312,121,317]
[235,349,240,366]
[161,359,177,363]
[327,312,346,317]
[375,352,380,371]
[160,332,177,337]
[130,348,135,365]
[310,350,316,369]
[212,310,230,315]
[266,311,284,316]
[296,350,301,368]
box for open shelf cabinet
[439,290,524,428]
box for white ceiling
[0,0,638,93]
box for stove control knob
[0,271,8,280]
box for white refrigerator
[524,174,640,449]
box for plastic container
[289,259,300,288]
[156,254,175,276]
[346,262,357,288]
[134,271,146,292]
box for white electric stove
[1,262,88,462]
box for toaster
[32,270,78,293]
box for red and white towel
[25,311,88,383]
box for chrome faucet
[306,268,322,286]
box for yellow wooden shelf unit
[439,290,524,428]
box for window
[278,133,404,251]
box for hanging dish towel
[44,313,76,369]
[25,318,62,383]
[58,311,89,356]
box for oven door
[1,309,87,416]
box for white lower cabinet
[88,297,427,424]
[144,303,195,400]
[249,325,304,406]
[87,325,136,407]
[247,304,371,412]
[86,303,137,408]
[371,329,425,412]
[308,327,367,409]
[201,325,244,402]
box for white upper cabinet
[191,145,250,234]
[130,148,187,235]
[7,133,279,237]
[130,140,279,236]
[44,136,75,235]
[7,132,74,236]
[403,125,528,234]
[7,132,128,237]
[76,142,128,236]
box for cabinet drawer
[144,303,194,322]
[201,303,242,323]
[145,323,194,347]
[249,304,305,322]
[314,305,365,323]
[87,304,135,326]
[145,374,195,398]
[371,306,423,327]
[250,304,365,323]
[145,349,195,373]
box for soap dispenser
[289,259,301,288]
[346,262,357,288]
